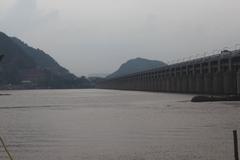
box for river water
[0,89,239,160]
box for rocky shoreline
[0,94,11,96]
[191,95,240,102]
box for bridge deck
[97,50,240,95]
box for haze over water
[0,89,239,160]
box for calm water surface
[0,89,239,160]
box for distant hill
[107,58,167,79]
[0,31,91,89]
[11,37,75,79]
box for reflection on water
[0,89,239,160]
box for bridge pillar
[145,78,149,91]
[124,80,128,90]
[181,75,188,93]
[130,80,133,90]
[166,76,171,92]
[137,77,141,91]
[155,78,160,91]
[155,76,160,91]
[160,77,164,91]
[151,77,155,91]
[123,81,126,90]
[163,77,167,92]
[223,71,237,94]
[152,76,156,91]
[128,79,132,90]
[142,78,146,91]
[158,77,163,91]
[165,77,169,92]
[176,76,182,93]
[133,78,138,90]
[237,71,240,95]
[169,76,175,92]
[196,74,204,93]
[161,77,166,92]
[143,78,147,91]
[141,78,145,91]
[168,76,172,92]
[137,78,142,90]
[134,78,137,90]
[204,73,213,94]
[149,77,153,91]
[213,72,224,94]
[154,77,158,91]
[188,75,196,93]
[152,78,156,91]
[127,80,130,90]
[173,76,178,92]
[146,78,151,91]
[150,78,154,91]
[146,78,150,91]
[153,78,158,91]
[132,79,135,90]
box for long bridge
[97,50,240,95]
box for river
[0,89,239,160]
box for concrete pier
[176,77,182,92]
[181,76,188,93]
[213,72,224,94]
[237,71,240,95]
[188,75,196,93]
[204,73,213,94]
[196,74,204,93]
[169,77,176,92]
[223,71,237,94]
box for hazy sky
[1,0,240,76]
